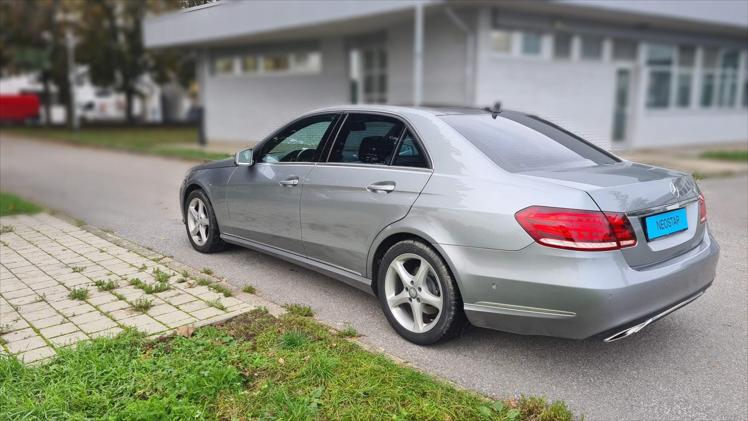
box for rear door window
[327,113,404,165]
[392,130,428,168]
[440,111,619,172]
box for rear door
[224,113,339,255]
[300,113,432,275]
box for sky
[559,0,748,28]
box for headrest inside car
[359,136,395,164]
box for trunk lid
[522,161,704,268]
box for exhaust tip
[603,291,704,343]
[604,322,649,342]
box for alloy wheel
[186,197,210,246]
[384,253,443,333]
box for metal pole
[413,1,424,106]
[66,26,79,131]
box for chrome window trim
[314,161,433,173]
[626,195,699,217]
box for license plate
[644,208,688,241]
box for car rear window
[440,111,619,172]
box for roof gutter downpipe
[413,1,424,106]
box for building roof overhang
[143,0,748,49]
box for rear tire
[377,240,466,345]
[184,189,226,253]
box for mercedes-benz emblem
[670,181,680,198]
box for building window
[612,38,637,61]
[580,35,603,60]
[242,55,258,73]
[291,52,322,73]
[676,46,695,107]
[521,31,542,56]
[646,44,675,108]
[491,30,512,53]
[212,56,235,75]
[717,50,739,107]
[701,48,719,107]
[263,55,290,72]
[553,33,572,59]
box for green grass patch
[285,303,314,317]
[700,150,748,162]
[201,267,214,275]
[241,284,256,294]
[68,288,89,301]
[196,278,212,287]
[152,267,173,283]
[0,311,574,419]
[208,284,233,297]
[132,298,153,313]
[129,278,169,295]
[0,192,42,217]
[205,299,226,311]
[94,279,118,292]
[1,127,231,162]
[337,325,359,338]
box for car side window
[259,114,337,163]
[327,113,404,165]
[392,130,427,168]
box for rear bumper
[443,229,719,340]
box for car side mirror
[235,148,254,166]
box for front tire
[184,189,226,253]
[377,240,466,345]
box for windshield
[440,111,619,172]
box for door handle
[279,176,299,187]
[366,181,396,194]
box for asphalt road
[2,136,746,420]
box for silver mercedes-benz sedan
[180,105,719,345]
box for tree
[76,0,196,124]
[0,0,72,126]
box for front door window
[259,114,338,163]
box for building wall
[474,7,748,151]
[631,110,748,148]
[474,57,618,150]
[388,10,474,106]
[203,37,349,143]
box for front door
[301,113,432,275]
[224,113,339,254]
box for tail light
[515,206,637,252]
[698,194,707,223]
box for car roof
[307,104,489,118]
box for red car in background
[0,94,40,123]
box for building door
[350,45,388,104]
[612,68,632,143]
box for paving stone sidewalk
[0,213,280,364]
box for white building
[143,0,748,150]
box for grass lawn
[699,150,748,162]
[0,310,572,420]
[1,127,231,162]
[0,192,42,217]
